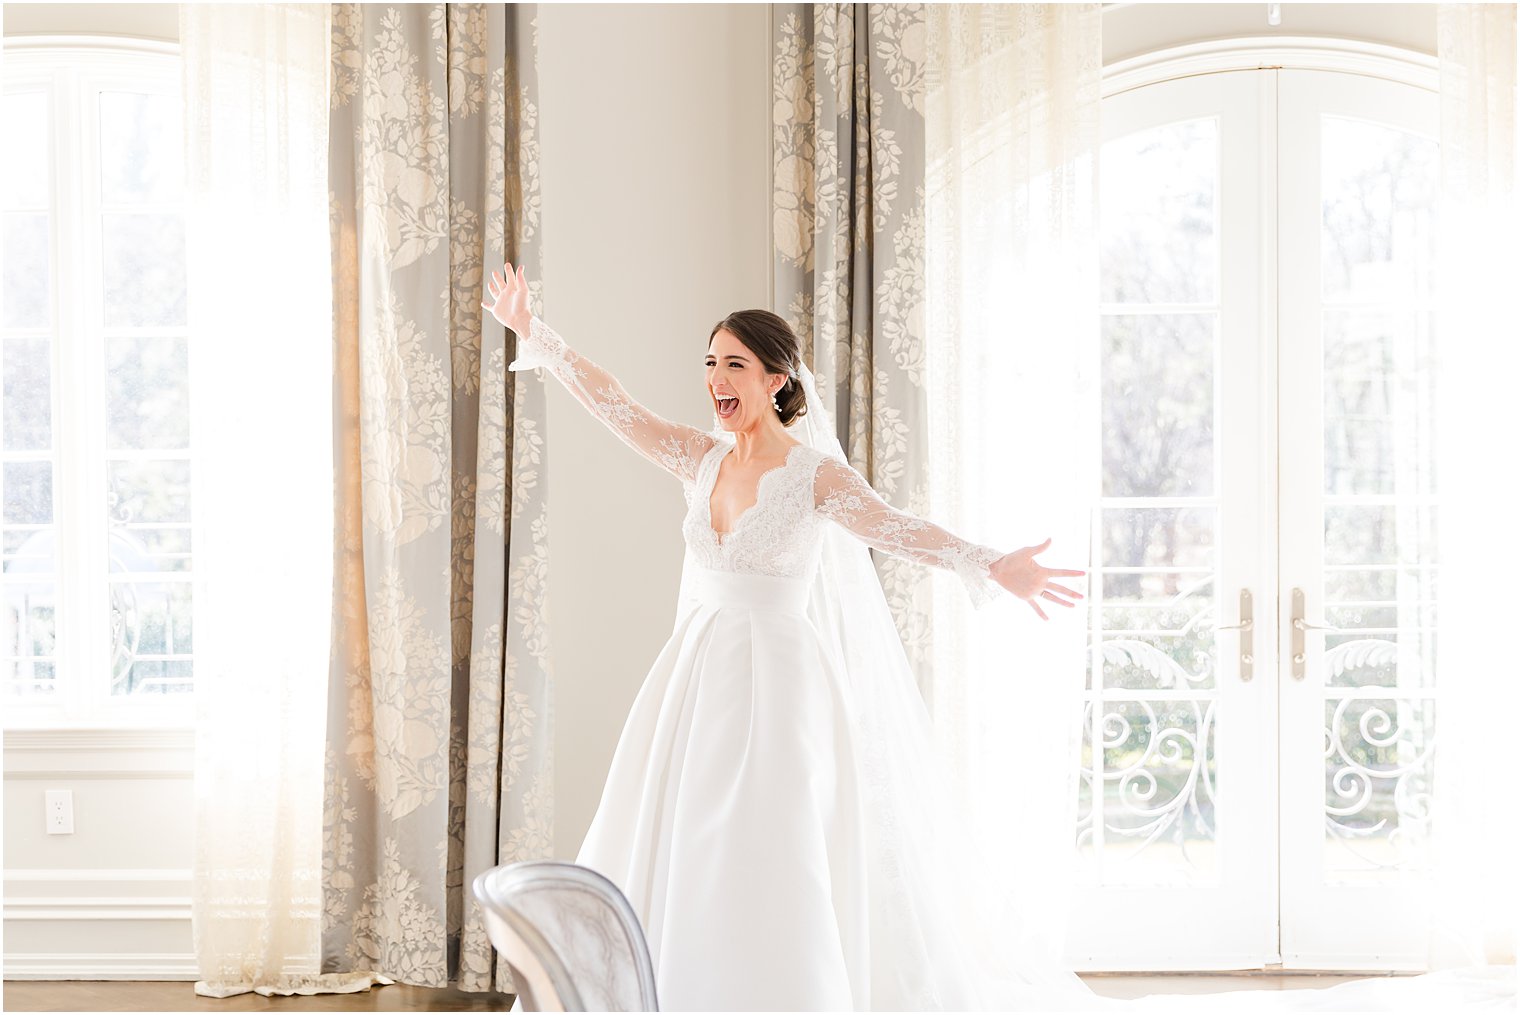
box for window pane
[3,91,51,209]
[110,578,192,696]
[2,577,57,699]
[112,658,192,696]
[3,461,53,524]
[1323,311,1437,497]
[101,213,186,327]
[1102,313,1215,496]
[1100,594,1209,636]
[106,459,190,528]
[4,658,56,697]
[1078,697,1218,884]
[1103,507,1216,570]
[1324,627,1437,692]
[1321,116,1438,303]
[3,581,56,656]
[99,91,184,206]
[105,336,189,449]
[109,523,191,574]
[1323,695,1435,883]
[1325,565,1436,604]
[1325,503,1437,567]
[3,212,52,328]
[4,335,53,451]
[110,579,192,654]
[1099,629,1217,692]
[3,525,55,573]
[1100,117,1218,305]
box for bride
[483,260,1083,1009]
[483,263,1515,1013]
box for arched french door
[1072,55,1440,971]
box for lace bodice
[507,316,1007,607]
[682,440,827,580]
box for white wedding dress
[507,317,1516,1013]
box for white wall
[0,3,179,41]
[535,3,771,858]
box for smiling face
[706,328,788,433]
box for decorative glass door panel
[1068,71,1277,969]
[1278,69,1440,969]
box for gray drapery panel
[323,4,551,992]
[771,4,938,691]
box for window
[3,41,193,728]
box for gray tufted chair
[472,859,660,1012]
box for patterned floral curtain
[323,4,551,993]
[771,4,940,692]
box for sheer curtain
[182,4,384,997]
[1432,2,1520,981]
[923,4,1101,970]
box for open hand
[991,537,1086,620]
[481,261,532,336]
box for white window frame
[4,36,193,731]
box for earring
[771,389,781,413]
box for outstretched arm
[484,263,716,485]
[813,457,1086,618]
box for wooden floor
[0,980,515,1012]
[2,974,1372,1011]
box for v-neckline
[707,441,805,548]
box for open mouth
[715,394,739,419]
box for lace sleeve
[507,315,716,484]
[813,456,1006,608]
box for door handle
[1215,588,1254,682]
[1290,587,1342,680]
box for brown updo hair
[707,310,809,427]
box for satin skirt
[574,565,872,1011]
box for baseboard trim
[2,952,199,979]
[5,896,192,921]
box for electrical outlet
[45,789,74,835]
